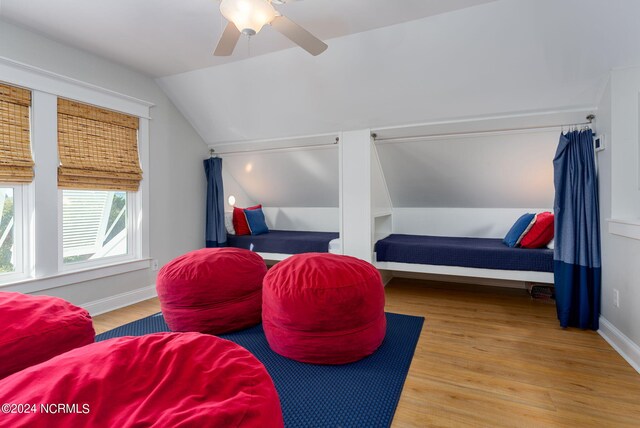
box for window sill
[0,258,152,294]
[607,218,640,240]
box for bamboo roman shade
[57,98,142,191]
[0,83,34,183]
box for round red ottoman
[0,333,284,428]
[263,253,386,364]
[0,292,94,380]
[157,248,267,334]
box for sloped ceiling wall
[377,131,558,208]
[157,0,640,144]
[222,147,339,207]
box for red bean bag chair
[0,292,94,380]
[263,253,386,364]
[0,333,284,428]
[157,248,267,334]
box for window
[57,98,142,270]
[0,68,150,291]
[0,83,33,282]
[0,186,27,279]
[0,188,16,273]
[62,190,129,265]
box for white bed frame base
[374,261,554,284]
[258,252,291,262]
[258,251,553,285]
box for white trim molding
[82,284,158,317]
[1,258,151,294]
[599,316,640,374]
[607,218,640,240]
[0,56,153,118]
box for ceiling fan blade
[270,15,327,56]
[214,22,241,56]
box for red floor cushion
[157,248,267,334]
[263,253,386,364]
[0,292,94,380]
[0,333,284,428]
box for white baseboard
[82,284,157,317]
[598,316,640,374]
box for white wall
[340,130,374,260]
[222,146,339,207]
[376,130,558,208]
[261,207,339,233]
[220,145,340,233]
[610,67,640,218]
[0,19,208,310]
[393,208,552,239]
[597,67,640,369]
[222,168,255,212]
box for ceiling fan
[214,0,328,56]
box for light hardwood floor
[93,279,640,427]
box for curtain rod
[372,114,596,143]
[211,137,339,156]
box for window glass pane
[0,188,15,273]
[62,190,127,264]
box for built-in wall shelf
[608,218,640,240]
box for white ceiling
[0,0,496,77]
[158,0,640,144]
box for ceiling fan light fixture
[220,0,276,36]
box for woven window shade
[0,83,34,183]
[58,98,142,191]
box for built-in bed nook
[217,113,574,286]
[336,113,587,288]
[374,233,554,283]
[217,135,341,261]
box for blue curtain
[204,157,227,247]
[553,129,601,330]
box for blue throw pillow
[244,208,269,235]
[503,213,536,247]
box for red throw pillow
[233,205,261,236]
[520,212,554,248]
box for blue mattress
[375,234,553,272]
[227,230,339,254]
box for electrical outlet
[613,289,620,308]
[151,259,159,271]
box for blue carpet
[97,312,424,428]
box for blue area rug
[97,312,424,428]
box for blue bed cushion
[228,230,339,254]
[244,208,269,235]
[375,234,553,272]
[503,213,535,247]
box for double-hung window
[57,99,142,268]
[0,83,33,281]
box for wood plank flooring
[92,278,640,427]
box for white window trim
[58,189,139,273]
[0,56,152,119]
[0,183,31,284]
[0,57,153,294]
[0,258,152,294]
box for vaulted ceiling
[0,0,496,77]
[156,0,640,144]
[2,0,639,146]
